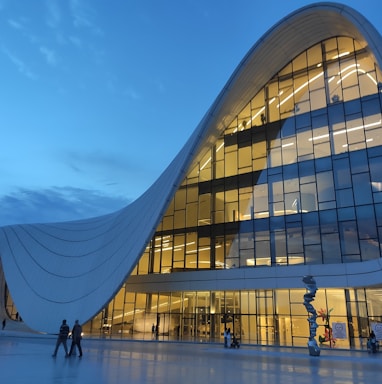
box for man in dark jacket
[68,320,83,358]
[52,319,70,357]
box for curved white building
[2,2,382,348]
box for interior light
[200,157,212,171]
[332,51,350,59]
[277,72,324,108]
[309,120,381,142]
[216,142,224,152]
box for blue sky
[0,0,381,226]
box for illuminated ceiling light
[332,51,350,59]
[308,133,329,141]
[216,142,224,152]
[250,106,266,122]
[309,120,381,141]
[282,142,294,148]
[277,72,324,108]
[338,63,359,74]
[200,156,212,171]
[328,76,336,83]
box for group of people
[52,319,83,358]
[223,327,240,349]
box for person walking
[52,319,70,357]
[2,318,6,330]
[226,328,232,348]
[68,320,83,358]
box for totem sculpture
[302,275,320,356]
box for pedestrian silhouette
[52,319,70,357]
[68,320,83,358]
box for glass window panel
[293,51,307,72]
[174,189,186,210]
[366,127,382,148]
[302,212,320,244]
[187,186,198,203]
[300,183,317,212]
[215,237,225,269]
[322,233,341,263]
[339,221,359,255]
[253,184,268,215]
[319,210,338,235]
[186,202,198,227]
[137,251,149,275]
[198,193,211,226]
[285,193,301,214]
[338,207,356,221]
[344,99,361,116]
[304,244,322,264]
[281,138,297,164]
[360,239,380,261]
[297,130,313,156]
[239,189,253,220]
[310,88,326,110]
[255,241,270,266]
[252,135,267,158]
[174,210,185,229]
[350,149,368,174]
[269,147,282,168]
[314,141,331,158]
[359,70,378,97]
[347,117,365,144]
[333,158,352,188]
[307,44,323,67]
[284,171,299,192]
[352,173,372,205]
[268,82,281,123]
[225,150,237,177]
[269,178,283,203]
[215,159,224,178]
[356,205,377,239]
[251,88,266,123]
[238,146,252,170]
[287,227,303,254]
[336,188,354,208]
[369,157,382,191]
[316,171,335,202]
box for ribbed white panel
[1,3,381,333]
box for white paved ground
[1,330,381,384]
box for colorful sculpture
[302,275,320,356]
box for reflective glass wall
[132,37,382,273]
[83,287,382,349]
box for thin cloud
[40,45,58,66]
[70,0,102,35]
[1,45,36,79]
[7,19,23,29]
[0,187,130,226]
[45,0,61,28]
[123,87,141,100]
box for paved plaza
[1,330,381,384]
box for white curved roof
[1,2,382,333]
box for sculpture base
[308,345,321,356]
[308,340,320,356]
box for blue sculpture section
[302,275,320,356]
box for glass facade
[5,36,382,348]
